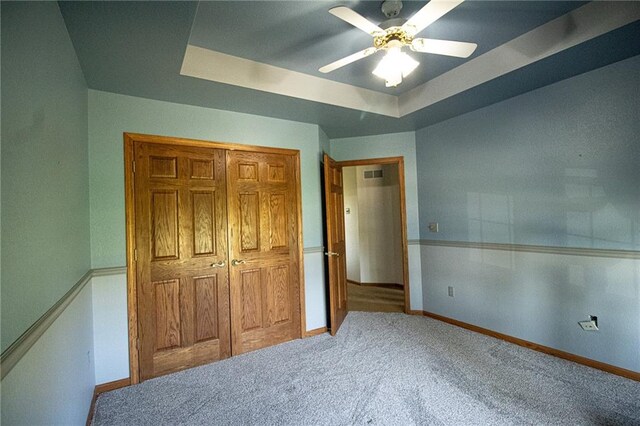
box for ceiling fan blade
[411,38,477,58]
[319,48,378,73]
[402,0,464,36]
[329,6,384,36]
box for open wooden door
[323,153,348,335]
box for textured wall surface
[88,90,325,267]
[343,167,361,282]
[421,244,640,372]
[92,274,129,384]
[352,164,403,284]
[417,55,640,372]
[319,126,330,157]
[88,90,328,334]
[330,132,422,307]
[330,132,419,240]
[416,55,640,250]
[1,284,95,425]
[1,1,90,352]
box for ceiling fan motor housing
[374,26,413,49]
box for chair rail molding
[0,266,127,379]
[419,239,640,259]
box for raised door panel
[192,191,216,256]
[154,279,181,350]
[194,275,219,342]
[135,143,230,380]
[269,194,287,249]
[265,265,291,327]
[150,156,178,179]
[227,151,301,355]
[239,269,263,332]
[239,193,260,252]
[190,159,215,180]
[151,191,179,260]
[238,162,258,181]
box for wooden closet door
[135,143,230,380]
[226,151,301,355]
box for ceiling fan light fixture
[321,0,474,86]
[372,46,419,87]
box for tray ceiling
[59,1,640,138]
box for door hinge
[134,249,138,261]
[137,338,140,350]
[132,160,136,173]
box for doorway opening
[323,155,410,334]
[343,162,405,313]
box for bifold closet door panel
[135,143,231,380]
[226,151,302,355]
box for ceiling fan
[319,0,477,87]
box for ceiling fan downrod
[381,0,403,19]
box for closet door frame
[124,132,306,384]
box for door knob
[231,259,247,266]
[210,260,226,268]
[324,252,339,257]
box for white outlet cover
[578,320,599,331]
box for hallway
[347,282,404,313]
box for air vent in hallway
[364,169,383,179]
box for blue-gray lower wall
[1,283,95,425]
[92,273,129,384]
[421,243,639,372]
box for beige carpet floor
[93,312,640,425]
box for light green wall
[88,90,324,268]
[319,127,330,157]
[329,132,419,239]
[1,2,90,352]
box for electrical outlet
[428,222,439,233]
[578,320,598,331]
[448,286,454,297]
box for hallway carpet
[93,312,640,425]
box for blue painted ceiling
[189,1,584,94]
[58,1,640,138]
